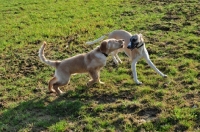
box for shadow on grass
[0,83,139,131]
[0,95,83,131]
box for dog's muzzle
[127,35,143,50]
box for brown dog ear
[100,41,107,53]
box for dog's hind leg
[53,76,70,95]
[48,76,57,93]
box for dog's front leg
[111,52,120,65]
[87,70,99,87]
[131,56,142,84]
[143,48,167,77]
[115,54,122,64]
[146,58,167,77]
[97,70,105,84]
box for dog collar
[98,47,108,57]
[136,43,144,49]
[101,52,108,57]
[129,42,144,50]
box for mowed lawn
[0,0,200,131]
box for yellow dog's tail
[39,41,60,67]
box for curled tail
[86,33,109,45]
[39,41,60,67]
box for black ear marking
[130,35,138,42]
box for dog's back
[57,47,106,74]
[108,30,132,47]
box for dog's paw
[99,81,105,85]
[57,91,64,96]
[137,82,143,85]
[118,59,122,64]
[49,89,56,93]
[114,61,119,65]
[163,74,167,78]
[59,92,66,96]
[135,80,142,85]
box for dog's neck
[97,47,108,57]
[137,43,145,55]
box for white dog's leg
[143,48,167,77]
[111,52,119,65]
[115,54,122,64]
[146,58,167,77]
[131,56,142,84]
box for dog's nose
[127,42,132,49]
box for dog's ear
[100,41,107,53]
[139,34,144,42]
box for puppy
[86,30,167,84]
[39,39,124,95]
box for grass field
[0,0,200,131]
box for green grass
[0,0,200,131]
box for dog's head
[127,34,144,50]
[100,39,124,54]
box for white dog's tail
[39,41,61,68]
[86,34,109,45]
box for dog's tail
[86,33,109,45]
[39,41,61,67]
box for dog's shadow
[0,82,137,131]
[0,94,83,131]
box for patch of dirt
[95,94,117,103]
[138,107,161,117]
[140,99,149,104]
[150,24,170,31]
[183,21,191,26]
[32,88,42,93]
[162,15,181,21]
[195,111,200,124]
[121,11,135,16]
[65,34,79,46]
[146,36,160,43]
[184,52,199,61]
[191,30,200,36]
[174,124,188,132]
[115,104,139,113]
[150,23,180,32]
[184,93,194,99]
[0,102,6,109]
[178,64,186,71]
[31,40,42,45]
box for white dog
[86,30,167,84]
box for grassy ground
[0,0,200,131]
